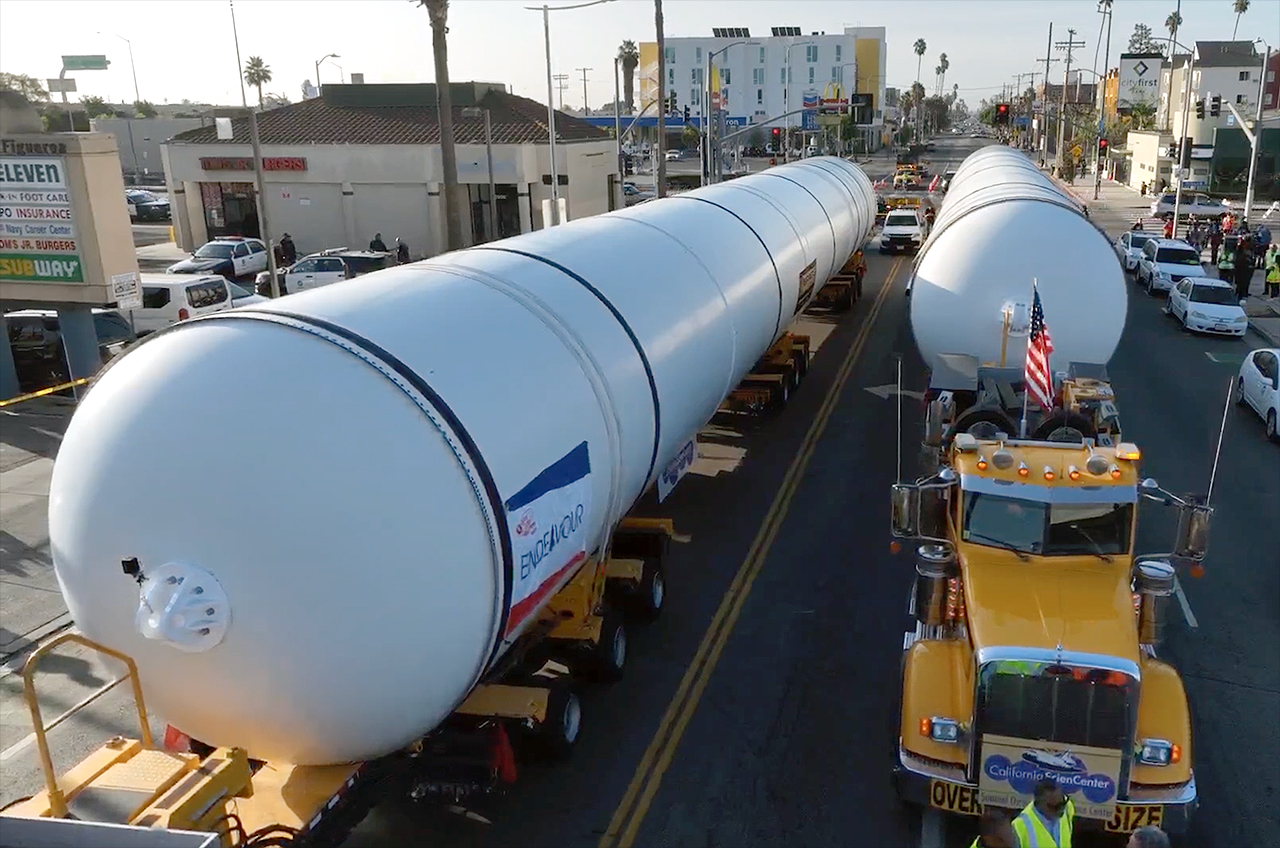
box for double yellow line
[598,256,904,848]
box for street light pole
[783,40,815,164]
[1243,42,1271,224]
[314,53,339,90]
[1094,0,1113,199]
[229,0,248,107]
[1172,48,1196,235]
[613,56,624,197]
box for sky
[0,0,1275,111]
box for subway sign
[200,157,307,172]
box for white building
[1160,41,1266,145]
[162,83,619,259]
[638,25,886,147]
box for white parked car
[1166,277,1248,336]
[1233,350,1274,445]
[1149,192,1228,220]
[879,209,929,255]
[1236,348,1280,441]
[256,248,393,295]
[1114,230,1156,273]
[125,273,267,336]
[1135,238,1207,295]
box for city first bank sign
[1117,53,1163,111]
[0,156,83,283]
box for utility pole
[1054,28,1086,174]
[553,73,570,110]
[1095,0,1114,200]
[576,67,592,112]
[655,0,667,198]
[1042,22,1053,161]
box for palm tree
[243,56,272,109]
[935,64,943,97]
[1232,0,1250,39]
[1165,9,1182,50]
[938,53,950,97]
[617,40,640,113]
[417,0,464,251]
[913,38,927,142]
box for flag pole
[1019,278,1036,438]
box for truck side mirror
[1174,501,1213,562]
[891,483,919,538]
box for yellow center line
[599,256,904,848]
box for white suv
[123,273,267,336]
[1135,238,1207,295]
[879,209,929,255]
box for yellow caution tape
[0,378,90,409]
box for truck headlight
[1136,738,1180,765]
[920,716,963,743]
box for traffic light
[1181,135,1193,169]
[994,103,1010,125]
[1169,140,1180,162]
[1209,95,1221,117]
[683,105,690,123]
[771,127,781,144]
[1097,137,1109,157]
[1195,99,1205,119]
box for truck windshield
[962,493,1133,556]
[978,662,1133,750]
[886,214,919,227]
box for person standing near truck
[968,809,1020,848]
[1012,778,1075,848]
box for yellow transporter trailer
[0,518,676,848]
[887,369,1215,836]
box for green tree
[1127,23,1164,55]
[1232,0,1250,39]
[680,124,699,148]
[416,0,464,249]
[1128,102,1157,130]
[80,95,116,118]
[1164,10,1182,52]
[134,100,157,118]
[243,56,273,109]
[937,53,950,96]
[617,39,639,113]
[0,72,49,101]
[747,126,764,149]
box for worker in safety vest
[1013,777,1075,847]
[1217,243,1235,281]
[968,808,1019,848]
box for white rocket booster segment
[909,146,1127,387]
[48,158,876,766]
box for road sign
[61,54,109,71]
[111,272,142,309]
[1072,145,1083,158]
[45,78,77,93]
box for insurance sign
[0,156,83,283]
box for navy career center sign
[200,157,308,172]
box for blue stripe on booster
[505,441,591,512]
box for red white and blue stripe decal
[503,442,593,636]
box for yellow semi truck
[888,366,1214,836]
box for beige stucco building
[162,82,620,260]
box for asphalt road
[2,138,1275,847]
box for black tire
[589,610,627,682]
[1145,274,1157,296]
[792,348,809,382]
[536,682,583,761]
[838,285,855,312]
[1234,378,1246,406]
[626,559,666,623]
[1032,410,1096,442]
[1268,410,1279,443]
[946,406,1018,445]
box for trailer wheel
[537,682,582,760]
[626,559,666,623]
[792,348,809,382]
[589,610,628,682]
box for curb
[0,612,75,680]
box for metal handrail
[21,632,154,818]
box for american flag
[1024,288,1056,409]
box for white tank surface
[49,158,876,766]
[910,146,1126,383]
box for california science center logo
[515,511,537,537]
[983,748,1117,804]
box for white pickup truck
[879,208,930,255]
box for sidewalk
[136,240,189,272]
[0,398,74,665]
[1051,171,1280,347]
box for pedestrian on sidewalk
[1210,221,1223,265]
[1265,243,1280,298]
[1163,217,1175,240]
[1233,236,1256,301]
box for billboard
[0,156,84,283]
[1117,53,1163,111]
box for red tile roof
[171,86,609,147]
